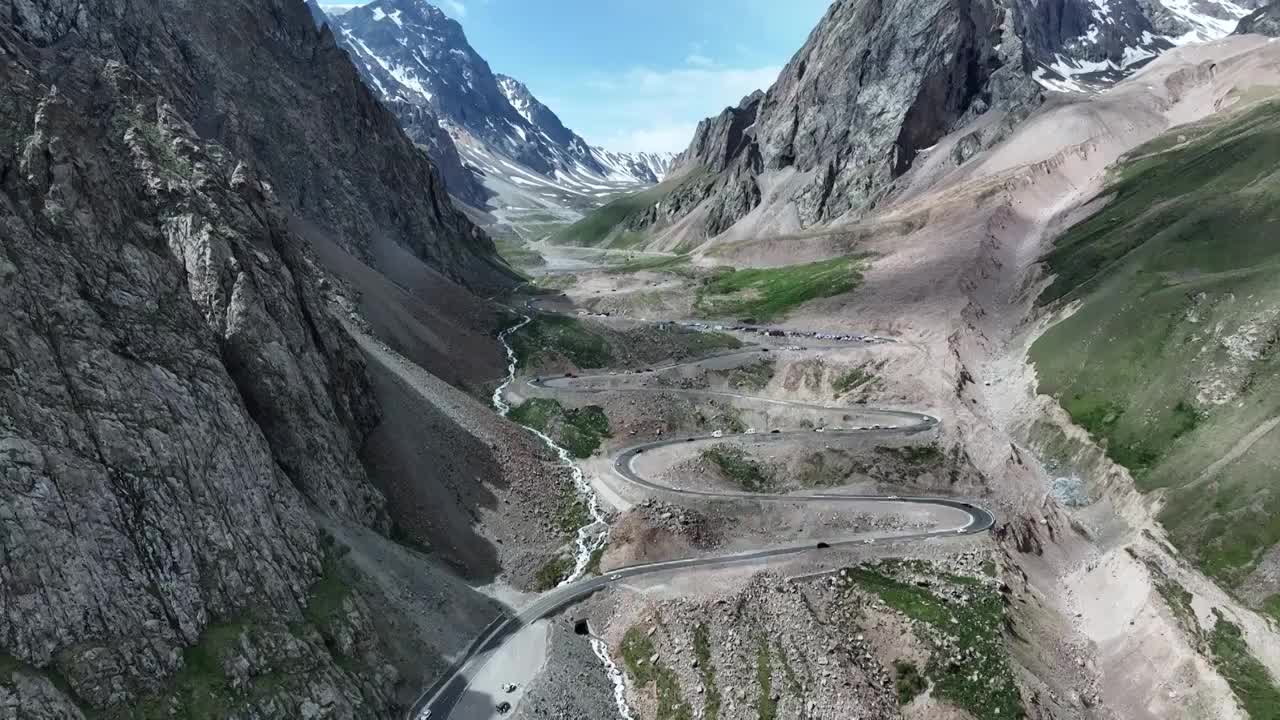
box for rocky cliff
[1235,1,1280,34]
[0,0,518,716]
[570,0,1265,249]
[637,0,1043,243]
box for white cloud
[574,64,778,152]
[685,54,714,67]
[443,0,466,17]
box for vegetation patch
[1263,594,1280,625]
[1209,610,1280,719]
[701,445,776,492]
[621,625,694,720]
[1029,98,1280,588]
[877,444,945,467]
[606,254,692,275]
[586,543,607,576]
[510,314,614,369]
[491,234,546,272]
[844,564,1024,719]
[719,359,775,391]
[552,167,711,248]
[695,256,865,321]
[894,659,928,705]
[693,624,721,720]
[755,635,777,720]
[533,555,575,591]
[553,479,590,537]
[117,541,360,719]
[832,365,879,396]
[509,398,612,458]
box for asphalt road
[408,341,996,720]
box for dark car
[770,429,781,434]
[816,542,830,549]
[496,701,512,714]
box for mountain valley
[4,1,1280,720]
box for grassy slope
[695,256,866,322]
[1030,99,1280,587]
[550,167,709,248]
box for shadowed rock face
[0,0,517,715]
[24,0,515,294]
[1235,1,1280,34]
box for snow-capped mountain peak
[335,0,671,207]
[1025,0,1266,94]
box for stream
[491,316,633,720]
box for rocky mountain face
[0,0,516,716]
[1235,1,1280,34]
[334,0,673,204]
[581,0,1266,249]
[304,0,490,209]
[624,0,1043,242]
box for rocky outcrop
[0,0,517,715]
[120,0,513,292]
[654,0,1041,239]
[1235,1,1280,34]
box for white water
[491,315,609,583]
[492,316,634,718]
[591,635,637,720]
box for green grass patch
[894,659,928,704]
[552,167,711,248]
[509,314,613,369]
[701,445,776,492]
[878,444,945,466]
[1030,99,1280,587]
[1209,610,1280,718]
[509,398,612,458]
[774,642,804,694]
[833,365,878,396]
[621,625,694,720]
[586,543,606,576]
[606,254,691,274]
[492,235,546,271]
[695,256,865,321]
[553,480,590,537]
[755,635,777,720]
[846,566,1024,718]
[694,624,721,720]
[1263,594,1280,625]
[533,555,574,591]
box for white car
[711,430,724,438]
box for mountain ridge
[332,0,674,209]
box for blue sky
[324,0,832,152]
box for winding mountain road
[408,325,996,720]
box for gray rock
[657,0,1044,240]
[1235,1,1280,35]
[0,0,510,715]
